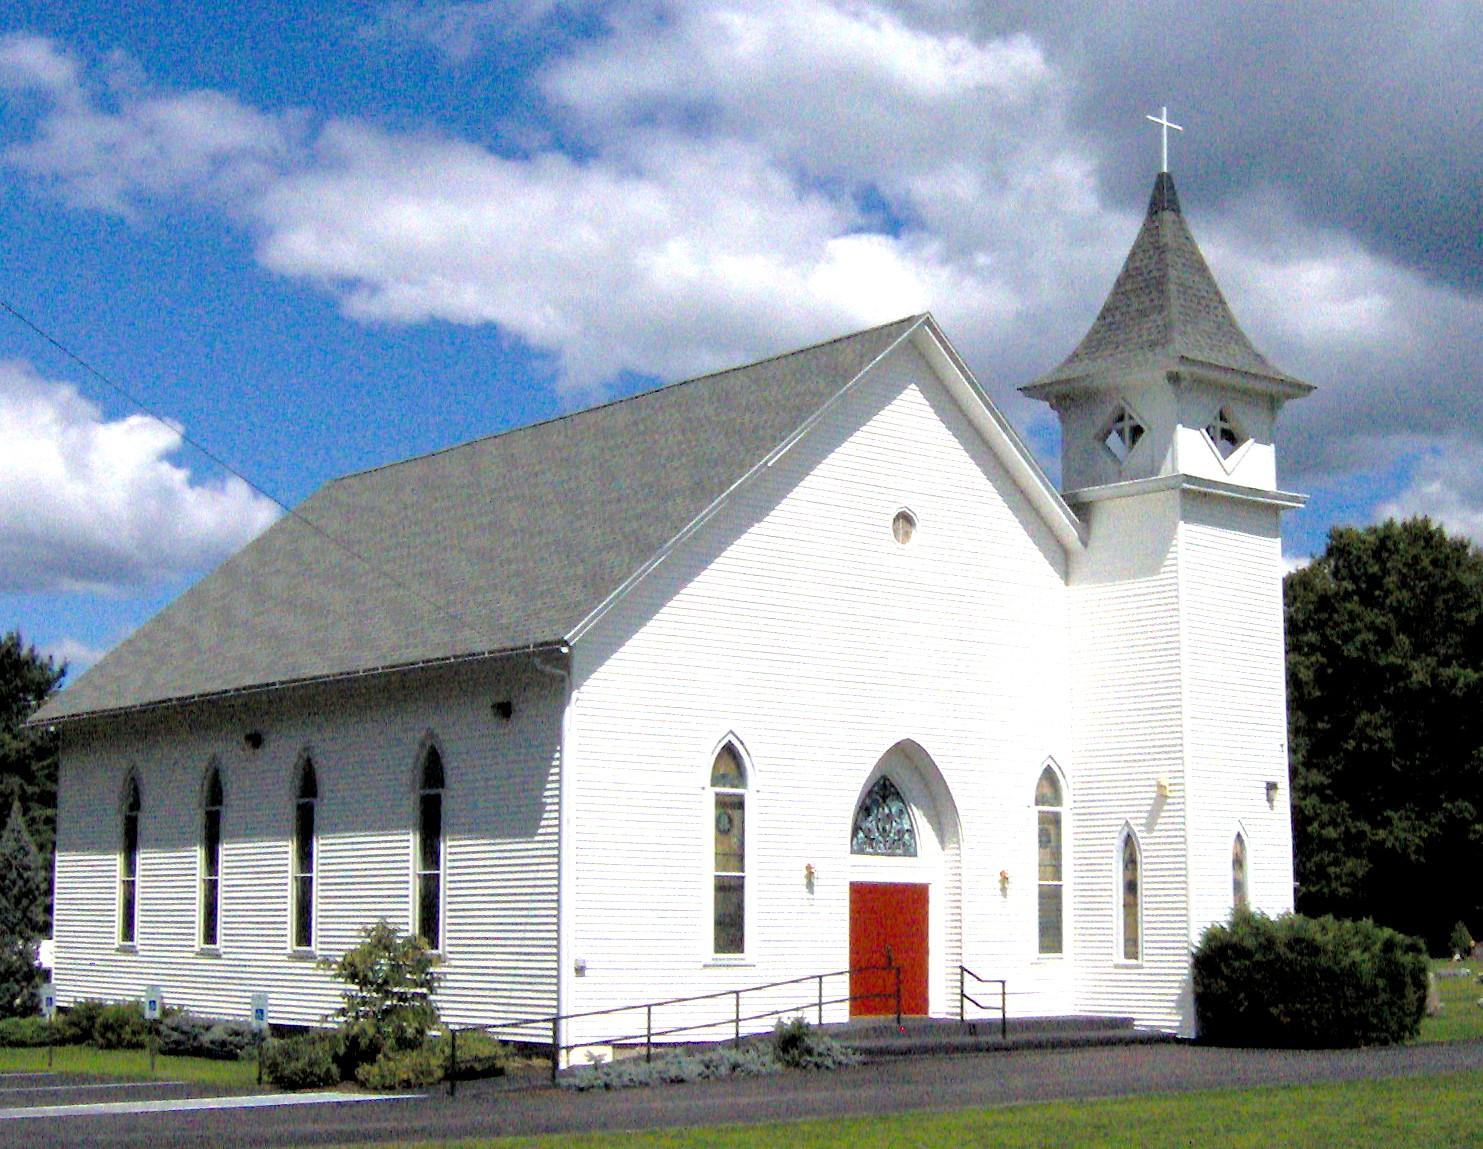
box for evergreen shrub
[158,1012,256,1060]
[92,1001,150,1049]
[1194,909,1428,1047]
[55,999,106,1044]
[446,1029,510,1079]
[261,1032,340,1089]
[770,1016,862,1070]
[0,1015,53,1046]
[1450,920,1474,958]
[355,1042,446,1089]
[321,921,439,1079]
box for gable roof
[37,316,926,723]
[1022,173,1311,399]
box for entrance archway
[846,741,962,1018]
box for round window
[892,509,917,545]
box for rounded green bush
[92,1001,150,1050]
[261,1032,340,1089]
[1194,909,1428,1047]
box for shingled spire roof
[1022,172,1310,398]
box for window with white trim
[1119,830,1141,961]
[1204,406,1248,460]
[200,766,223,948]
[710,744,746,955]
[119,775,141,945]
[415,747,445,950]
[292,759,317,950]
[1232,832,1249,911]
[1101,402,1146,464]
[1035,767,1063,954]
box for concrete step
[825,1015,1178,1058]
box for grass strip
[0,1045,263,1088]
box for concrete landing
[825,1014,1177,1058]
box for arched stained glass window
[416,748,445,950]
[851,776,917,857]
[710,744,746,955]
[200,766,223,948]
[292,759,317,950]
[119,776,141,945]
[1232,832,1248,911]
[1120,831,1141,962]
[1035,767,1063,954]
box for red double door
[848,881,929,1017]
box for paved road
[8,1038,1483,1148]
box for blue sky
[2,2,1481,681]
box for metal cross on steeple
[1145,106,1184,174]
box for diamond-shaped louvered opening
[1101,402,1146,464]
[1204,406,1248,460]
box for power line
[1,296,475,632]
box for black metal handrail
[447,960,900,1091]
[958,964,1007,1040]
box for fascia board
[910,318,1087,553]
[1064,473,1308,510]
[563,318,929,648]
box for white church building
[37,170,1311,1041]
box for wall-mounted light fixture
[999,869,1010,896]
[244,731,264,751]
[492,700,514,722]
[804,863,816,893]
[1266,780,1279,806]
[1155,776,1170,798]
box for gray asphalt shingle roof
[1023,173,1307,395]
[38,315,923,722]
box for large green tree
[1285,518,1483,951]
[0,631,65,862]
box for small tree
[1450,920,1474,959]
[321,921,439,1072]
[0,799,47,1017]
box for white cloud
[39,636,111,677]
[1375,441,1483,545]
[0,360,281,593]
[365,1,570,62]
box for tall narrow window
[1035,767,1064,955]
[1232,832,1249,911]
[292,760,317,950]
[710,744,746,955]
[119,776,141,945]
[200,766,223,948]
[416,748,445,950]
[1120,832,1141,961]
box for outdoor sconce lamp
[244,731,264,751]
[1155,776,1170,798]
[804,863,816,893]
[999,869,1010,896]
[492,700,514,722]
[1266,780,1279,806]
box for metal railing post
[817,975,824,1026]
[894,964,902,1029]
[550,1016,560,1083]
[646,1005,653,1063]
[958,966,965,1023]
[1000,980,1007,1040]
[733,991,741,1048]
[448,1028,458,1097]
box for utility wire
[1,296,476,631]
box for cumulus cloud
[1375,441,1483,545]
[365,1,572,62]
[0,360,281,593]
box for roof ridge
[332,314,927,486]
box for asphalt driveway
[6,1038,1483,1148]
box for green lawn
[1419,959,1483,1043]
[331,1071,1483,1149]
[0,1044,263,1088]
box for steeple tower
[1022,172,1312,496]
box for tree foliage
[0,631,64,861]
[0,800,48,1016]
[1285,518,1483,950]
[320,920,440,1074]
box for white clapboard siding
[1179,494,1296,935]
[52,661,560,1035]
[564,339,1076,1045]
[1067,489,1192,1033]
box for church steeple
[1022,170,1312,497]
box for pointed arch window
[416,748,445,950]
[1119,831,1142,962]
[1035,767,1064,954]
[200,766,224,949]
[292,759,317,951]
[851,776,917,857]
[1204,407,1248,460]
[710,744,747,955]
[119,776,141,946]
[1232,832,1249,911]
